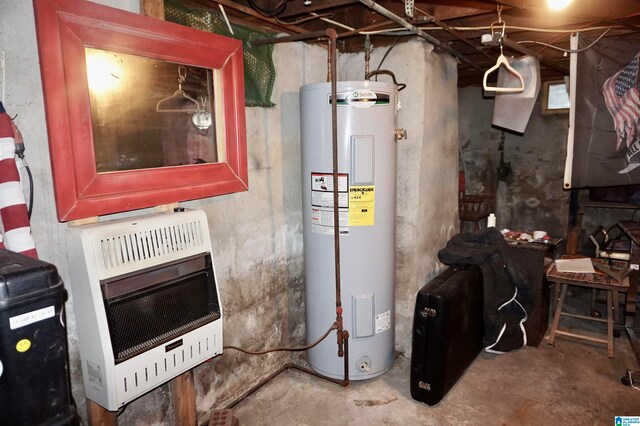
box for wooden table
[613,221,640,365]
[546,261,629,358]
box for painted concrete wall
[458,86,571,238]
[339,40,460,354]
[2,2,458,424]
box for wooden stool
[546,261,629,358]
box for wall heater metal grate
[66,210,223,410]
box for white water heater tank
[300,81,398,380]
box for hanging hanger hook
[490,4,506,45]
[489,4,506,54]
[177,64,187,90]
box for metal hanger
[156,65,200,113]
[482,7,525,93]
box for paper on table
[555,258,596,273]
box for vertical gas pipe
[326,28,350,386]
[253,29,349,386]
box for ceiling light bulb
[546,0,573,11]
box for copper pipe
[225,361,347,410]
[326,28,343,342]
[341,330,350,387]
[253,28,349,385]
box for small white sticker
[631,264,639,271]
[375,310,391,334]
[9,306,55,330]
[86,361,104,389]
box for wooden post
[87,400,118,426]
[140,0,164,20]
[139,5,197,426]
[171,371,198,426]
[565,188,583,254]
[81,4,195,425]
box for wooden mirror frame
[34,0,248,221]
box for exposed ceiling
[179,0,640,86]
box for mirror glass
[85,48,221,173]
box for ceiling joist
[174,0,640,86]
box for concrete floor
[232,300,640,425]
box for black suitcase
[410,266,484,406]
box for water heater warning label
[376,310,391,334]
[311,172,349,235]
[349,186,374,226]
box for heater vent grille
[104,263,220,363]
[98,220,205,271]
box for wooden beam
[359,0,483,72]
[415,6,494,62]
[280,0,359,18]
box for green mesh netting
[165,0,275,107]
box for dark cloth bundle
[437,228,528,353]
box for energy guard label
[349,186,374,226]
[310,172,349,235]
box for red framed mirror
[34,0,248,221]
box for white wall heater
[66,209,223,411]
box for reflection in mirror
[85,48,220,173]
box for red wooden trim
[33,0,248,221]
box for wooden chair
[458,170,494,232]
[459,192,494,232]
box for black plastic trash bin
[0,249,79,425]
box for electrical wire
[517,28,611,53]
[12,125,33,220]
[365,70,406,91]
[375,35,401,74]
[309,12,355,31]
[360,24,621,36]
[23,162,33,220]
[223,323,337,355]
[274,13,335,27]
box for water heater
[300,81,398,380]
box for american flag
[602,51,640,151]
